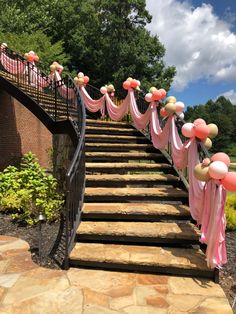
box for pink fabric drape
[0,51,25,74]
[28,63,51,88]
[54,71,76,100]
[170,116,189,170]
[188,139,205,224]
[105,92,129,121]
[80,86,105,114]
[129,90,151,129]
[150,102,171,150]
[200,181,227,268]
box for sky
[146,0,236,107]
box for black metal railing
[0,44,86,268]
[64,88,86,268]
[0,46,77,121]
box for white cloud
[216,89,236,104]
[146,0,236,91]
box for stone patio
[0,235,233,313]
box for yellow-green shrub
[0,152,64,225]
[225,194,236,231]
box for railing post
[66,75,69,119]
[54,81,57,121]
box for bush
[225,194,236,231]
[0,152,64,225]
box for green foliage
[185,96,236,153]
[225,194,236,231]
[0,152,64,225]
[0,31,70,73]
[0,0,176,95]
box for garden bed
[0,212,235,310]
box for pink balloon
[202,158,211,167]
[83,76,90,84]
[160,107,168,117]
[208,161,228,180]
[221,172,236,192]
[145,93,153,103]
[211,152,231,167]
[159,88,166,99]
[100,86,107,94]
[175,101,185,112]
[123,81,131,90]
[152,90,162,101]
[181,123,195,138]
[130,79,139,88]
[194,118,206,127]
[195,124,210,140]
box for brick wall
[0,88,52,170]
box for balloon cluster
[182,119,218,150]
[0,43,7,50]
[100,84,115,96]
[74,72,90,86]
[145,87,166,103]
[50,62,64,74]
[160,96,185,118]
[123,77,141,90]
[194,153,236,192]
[24,51,39,62]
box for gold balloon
[50,64,56,72]
[207,123,218,139]
[78,77,84,85]
[166,96,176,104]
[127,77,133,81]
[165,102,176,115]
[107,84,115,93]
[74,77,79,84]
[203,137,212,150]
[149,86,157,93]
[194,163,211,182]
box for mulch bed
[0,212,235,311]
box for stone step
[85,151,166,162]
[85,143,155,152]
[69,243,214,279]
[85,187,188,203]
[86,173,179,187]
[86,119,132,129]
[86,162,173,174]
[82,203,190,221]
[76,221,200,245]
[85,134,149,144]
[86,125,139,136]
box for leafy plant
[225,194,236,231]
[0,152,64,225]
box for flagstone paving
[0,236,233,313]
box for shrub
[0,152,64,225]
[225,194,236,231]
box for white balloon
[208,161,228,180]
[175,101,185,112]
[181,122,195,138]
[177,112,184,119]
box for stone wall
[53,134,75,191]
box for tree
[185,96,236,154]
[0,31,70,73]
[66,0,176,96]
[0,0,176,95]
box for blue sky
[146,0,236,107]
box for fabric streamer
[54,71,76,100]
[0,51,25,74]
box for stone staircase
[69,119,217,281]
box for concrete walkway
[0,236,233,313]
